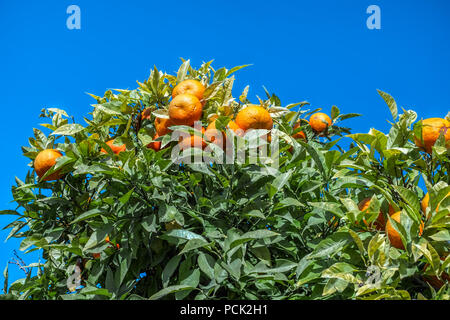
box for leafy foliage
[1,60,449,300]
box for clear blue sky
[1,0,449,288]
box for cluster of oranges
[32,82,448,183]
[351,192,450,251]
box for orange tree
[1,60,449,300]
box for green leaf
[176,59,190,83]
[84,224,113,251]
[162,256,182,288]
[307,234,349,260]
[80,287,112,297]
[119,188,134,204]
[51,124,84,136]
[179,239,210,255]
[175,269,200,300]
[71,208,103,224]
[163,229,205,242]
[149,285,195,300]
[377,89,398,120]
[198,253,215,280]
[229,230,279,250]
[3,264,8,294]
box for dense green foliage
[1,60,449,300]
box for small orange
[179,128,207,150]
[309,113,332,135]
[169,94,203,126]
[414,118,450,153]
[92,253,101,259]
[34,149,63,181]
[205,120,224,145]
[205,119,244,143]
[147,134,161,151]
[358,197,385,230]
[292,122,307,140]
[101,139,126,155]
[154,117,174,136]
[385,211,424,250]
[421,192,450,218]
[172,79,205,101]
[235,105,273,131]
[421,193,430,216]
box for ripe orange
[205,120,224,145]
[292,122,307,140]
[235,105,273,131]
[172,79,205,101]
[421,192,450,218]
[309,113,332,135]
[385,211,424,250]
[154,117,174,136]
[147,134,161,151]
[358,197,385,230]
[179,128,207,150]
[414,118,450,153]
[34,149,63,181]
[101,139,126,155]
[92,253,101,259]
[169,94,203,126]
[205,119,244,144]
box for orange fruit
[179,128,207,150]
[385,211,424,250]
[172,79,205,101]
[154,117,174,136]
[205,120,224,146]
[235,105,273,131]
[92,253,101,259]
[34,149,63,181]
[205,119,244,144]
[421,192,450,218]
[421,193,430,215]
[358,197,386,230]
[292,122,307,140]
[414,118,450,153]
[168,94,203,126]
[228,120,244,134]
[147,134,161,151]
[309,113,332,135]
[101,139,126,155]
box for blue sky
[1,0,449,288]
